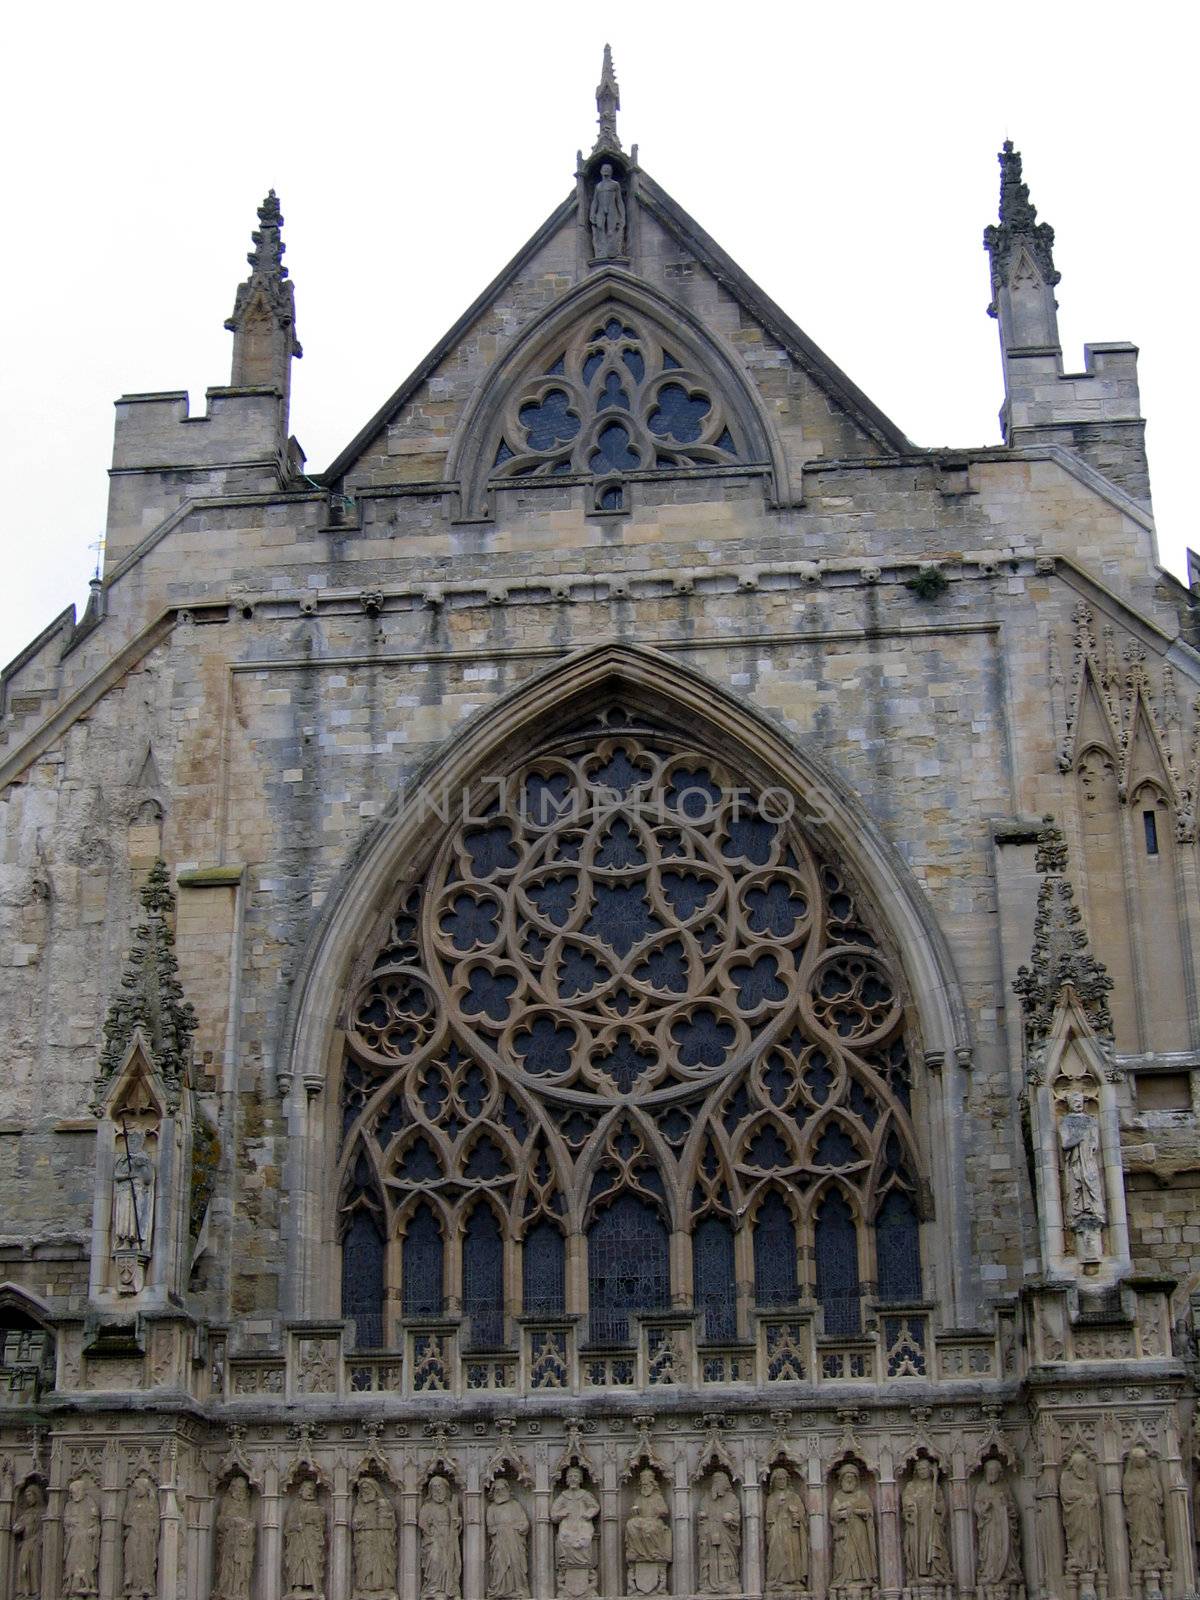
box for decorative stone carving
[112,1125,156,1292]
[551,1466,600,1600]
[698,1469,742,1595]
[284,1479,327,1600]
[625,1467,672,1595]
[901,1456,952,1589]
[765,1466,809,1593]
[213,1475,257,1600]
[589,164,626,260]
[12,1481,45,1600]
[829,1463,878,1593]
[419,1475,462,1600]
[62,1475,102,1599]
[122,1472,159,1598]
[1058,1091,1106,1263]
[486,1478,530,1600]
[973,1459,1023,1599]
[352,1477,398,1600]
[1122,1447,1167,1574]
[1059,1450,1104,1577]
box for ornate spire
[93,860,197,1113]
[593,43,622,154]
[1012,819,1113,1046]
[225,189,302,390]
[983,141,1059,317]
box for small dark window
[1143,810,1159,856]
[587,1193,669,1345]
[815,1189,861,1336]
[342,1210,386,1350]
[875,1190,922,1304]
[693,1215,737,1342]
[753,1191,798,1307]
[523,1220,566,1313]
[402,1203,444,1318]
[462,1205,505,1348]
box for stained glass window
[523,1220,566,1314]
[693,1215,737,1342]
[876,1189,922,1304]
[402,1203,444,1319]
[815,1189,861,1336]
[462,1205,505,1348]
[341,1210,385,1350]
[754,1191,798,1307]
[587,1193,669,1346]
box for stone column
[877,1464,902,1600]
[157,1444,183,1600]
[949,1447,973,1595]
[187,1477,212,1600]
[743,1474,764,1600]
[99,1445,121,1600]
[0,1462,14,1600]
[670,1456,691,1600]
[531,1451,552,1600]
[1036,1454,1065,1600]
[807,1462,827,1600]
[598,1450,619,1600]
[462,1461,484,1600]
[400,1463,419,1600]
[43,1453,66,1600]
[1099,1442,1130,1600]
[260,1460,283,1600]
[331,1462,350,1600]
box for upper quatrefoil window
[490,312,740,482]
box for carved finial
[225,189,302,394]
[1012,819,1113,1045]
[593,44,621,154]
[983,141,1060,318]
[93,860,197,1114]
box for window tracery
[488,312,740,487]
[337,705,926,1359]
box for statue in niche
[352,1477,398,1600]
[1059,1451,1104,1575]
[62,1475,101,1599]
[486,1478,530,1600]
[765,1467,809,1592]
[122,1473,159,1598]
[213,1475,257,1600]
[551,1466,600,1599]
[112,1126,156,1292]
[625,1466,672,1595]
[589,162,626,259]
[830,1464,877,1591]
[12,1482,45,1600]
[1122,1448,1167,1573]
[973,1460,1023,1597]
[284,1479,327,1599]
[698,1470,742,1595]
[901,1458,953,1587]
[419,1475,463,1600]
[1058,1091,1106,1263]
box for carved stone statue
[486,1479,530,1600]
[830,1464,877,1590]
[589,163,626,259]
[901,1458,953,1586]
[62,1475,101,1599]
[1122,1448,1167,1573]
[1059,1451,1104,1574]
[551,1467,600,1599]
[12,1482,45,1600]
[122,1473,159,1598]
[284,1479,327,1599]
[1058,1092,1106,1262]
[973,1460,1023,1595]
[625,1467,672,1595]
[352,1477,398,1600]
[765,1467,809,1592]
[419,1475,462,1600]
[698,1470,742,1595]
[113,1128,156,1251]
[213,1475,257,1600]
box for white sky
[2,1,1194,670]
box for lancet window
[336,703,929,1364]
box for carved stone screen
[337,705,925,1363]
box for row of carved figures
[4,1448,1173,1600]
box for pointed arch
[447,269,793,515]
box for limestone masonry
[1,51,1198,1600]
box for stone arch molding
[448,269,793,516]
[278,644,973,1326]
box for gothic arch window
[487,307,743,489]
[875,1190,922,1304]
[336,700,927,1371]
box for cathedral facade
[1,52,1198,1600]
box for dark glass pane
[876,1190,922,1304]
[462,1205,505,1348]
[341,1210,385,1350]
[403,1203,444,1318]
[693,1215,736,1342]
[815,1189,860,1335]
[648,382,711,443]
[587,1193,669,1345]
[599,484,624,511]
[754,1191,798,1307]
[523,1220,566,1313]
[597,372,631,412]
[589,423,640,474]
[714,427,737,455]
[518,389,580,451]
